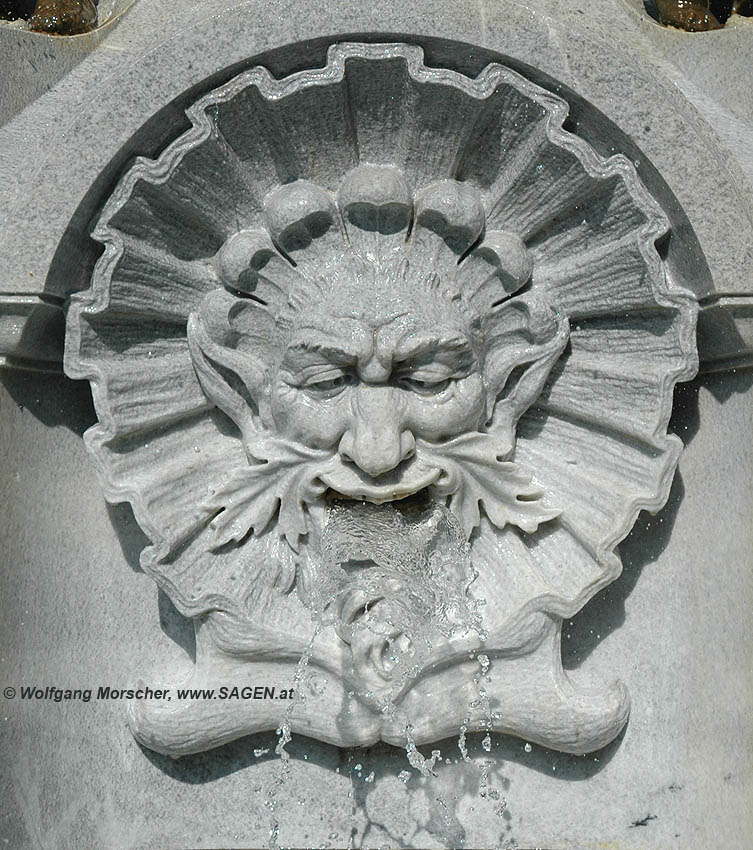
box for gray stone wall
[1,1,752,847]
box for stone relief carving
[64,42,698,758]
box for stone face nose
[338,386,415,477]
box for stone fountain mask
[188,172,568,551]
[65,42,698,757]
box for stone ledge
[698,295,753,373]
[0,295,64,371]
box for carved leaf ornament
[65,43,697,755]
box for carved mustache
[203,431,560,550]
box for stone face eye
[398,376,451,395]
[305,374,354,395]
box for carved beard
[300,494,479,695]
[199,428,560,691]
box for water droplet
[524,742,532,753]
[458,723,470,762]
[398,770,411,783]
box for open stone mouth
[324,487,436,513]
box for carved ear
[187,289,279,442]
[482,294,569,441]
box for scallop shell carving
[65,42,697,756]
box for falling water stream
[265,624,323,850]
[264,492,512,848]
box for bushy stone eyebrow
[392,333,476,366]
[281,318,478,379]
[285,340,357,364]
[283,318,369,364]
[283,340,358,369]
[281,326,368,377]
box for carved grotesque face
[68,52,697,758]
[187,174,570,546]
[269,266,486,503]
